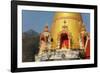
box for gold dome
[53,12,82,22]
[51,12,84,49]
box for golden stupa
[51,12,84,49]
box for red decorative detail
[85,38,90,59]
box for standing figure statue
[79,25,88,49]
[39,25,51,55]
[58,25,70,49]
[79,24,90,59]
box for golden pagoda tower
[51,12,85,49]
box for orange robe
[60,32,69,48]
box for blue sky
[22,10,90,33]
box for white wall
[0,0,99,73]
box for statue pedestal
[35,49,85,61]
